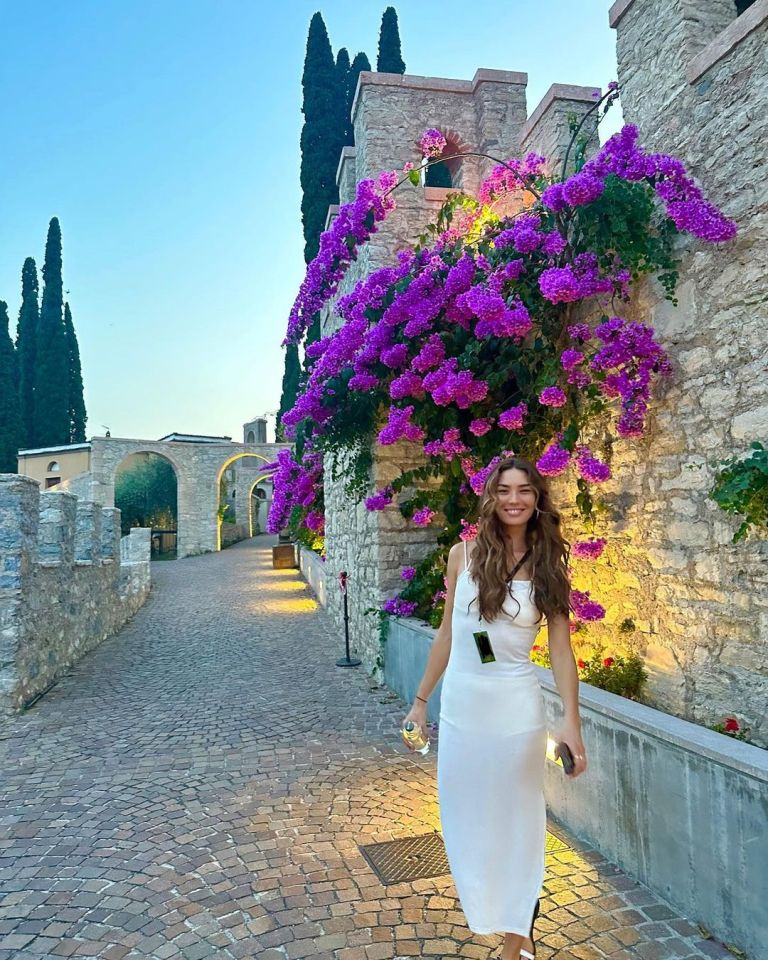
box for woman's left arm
[547,613,587,778]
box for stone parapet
[521,83,601,172]
[0,475,152,716]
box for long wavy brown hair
[468,457,570,623]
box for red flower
[577,659,587,670]
[724,717,740,733]
[603,656,615,667]
[532,644,541,652]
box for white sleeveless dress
[437,541,546,936]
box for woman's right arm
[402,543,462,743]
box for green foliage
[15,257,39,449]
[0,301,22,473]
[63,302,87,442]
[300,13,346,264]
[572,176,680,302]
[115,454,178,535]
[377,6,405,74]
[530,645,647,700]
[33,218,70,447]
[346,52,371,145]
[710,442,768,541]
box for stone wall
[0,476,152,716]
[550,0,768,742]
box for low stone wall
[299,547,328,608]
[0,475,151,715]
[379,614,767,958]
[220,522,248,548]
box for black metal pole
[336,570,361,667]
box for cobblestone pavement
[0,538,736,960]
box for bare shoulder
[447,540,473,573]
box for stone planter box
[272,543,297,569]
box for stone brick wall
[561,0,768,742]
[319,21,768,739]
[0,476,152,716]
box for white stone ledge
[686,0,768,83]
[521,83,601,145]
[352,68,528,122]
[335,145,356,188]
[324,204,339,231]
[609,0,636,28]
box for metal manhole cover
[359,830,570,885]
[359,833,449,885]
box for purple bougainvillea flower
[572,538,607,560]
[499,403,528,431]
[570,589,606,622]
[539,386,567,408]
[536,445,571,477]
[411,506,436,527]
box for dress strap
[463,538,468,572]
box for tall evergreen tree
[377,7,405,74]
[15,257,39,449]
[0,301,22,473]
[299,12,346,265]
[63,302,87,442]
[32,217,70,447]
[345,52,371,145]
[276,342,302,441]
[335,47,350,91]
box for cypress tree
[335,47,350,92]
[63,302,87,442]
[377,7,406,74]
[0,301,22,473]
[33,217,70,447]
[15,257,39,449]
[345,52,371,145]
[300,12,346,265]
[276,342,302,441]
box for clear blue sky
[0,1,620,444]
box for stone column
[0,477,39,712]
[74,502,102,564]
[520,84,602,173]
[38,491,77,564]
[100,508,122,562]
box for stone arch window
[424,128,468,190]
[47,461,61,473]
[246,430,255,443]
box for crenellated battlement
[0,475,152,716]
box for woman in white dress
[402,456,587,960]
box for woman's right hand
[401,703,428,750]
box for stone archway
[88,437,288,557]
[214,453,275,550]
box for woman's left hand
[556,724,587,778]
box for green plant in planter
[710,442,768,542]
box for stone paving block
[0,541,739,960]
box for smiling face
[493,467,538,531]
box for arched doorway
[214,453,274,550]
[114,452,178,559]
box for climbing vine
[269,88,736,625]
